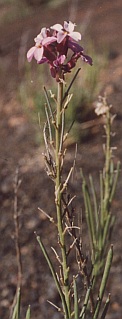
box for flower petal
[34,33,43,45]
[51,23,63,32]
[27,46,36,62]
[41,27,47,38]
[69,31,81,41]
[42,36,56,46]
[57,31,66,43]
[64,21,75,32]
[34,47,44,62]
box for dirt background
[0,1,122,318]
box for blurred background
[0,1,122,318]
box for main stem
[55,80,70,319]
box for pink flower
[27,21,92,81]
[27,27,56,63]
[51,21,81,43]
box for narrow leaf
[43,86,55,124]
[102,214,111,248]
[62,68,81,103]
[82,180,93,250]
[100,170,104,226]
[12,288,21,319]
[35,234,69,318]
[100,294,110,319]
[26,305,31,319]
[45,104,53,143]
[80,285,91,319]
[93,246,113,319]
[82,178,96,255]
[109,159,114,188]
[110,161,120,203]
[73,278,79,319]
[89,174,98,226]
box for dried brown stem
[9,167,22,318]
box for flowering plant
[27,21,92,81]
[12,20,119,319]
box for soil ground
[0,1,122,318]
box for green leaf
[100,294,110,319]
[79,285,92,319]
[12,288,21,319]
[73,277,79,319]
[35,233,69,319]
[102,214,111,247]
[93,246,113,319]
[110,161,120,203]
[26,305,31,319]
[82,175,96,259]
[89,174,98,226]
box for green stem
[55,80,70,319]
[93,245,113,319]
[103,109,111,223]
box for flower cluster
[27,21,92,81]
[95,96,109,116]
